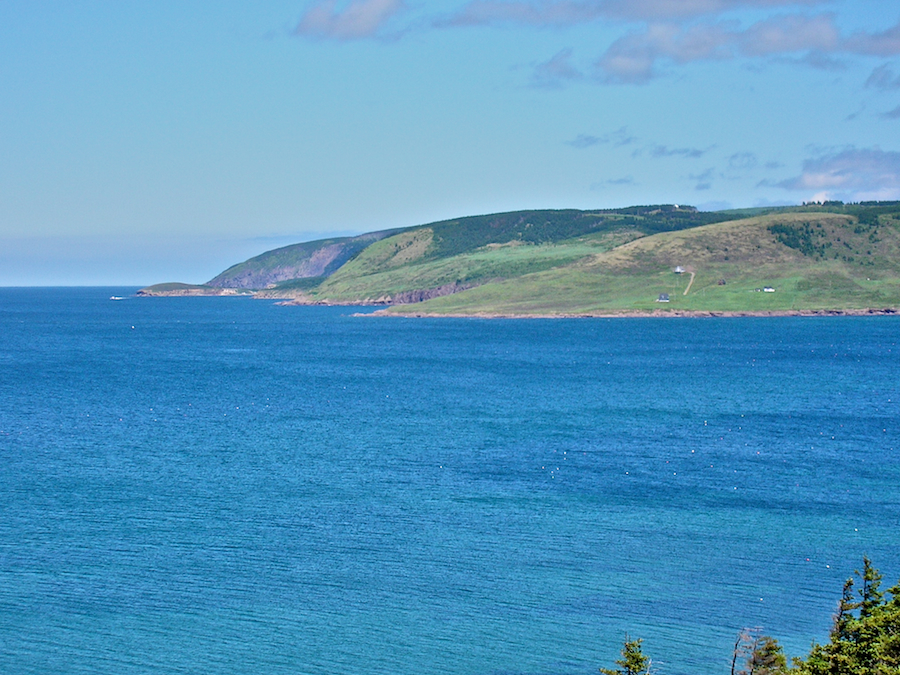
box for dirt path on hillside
[684,271,696,296]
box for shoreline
[133,291,899,319]
[362,307,900,319]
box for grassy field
[376,210,900,315]
[309,226,646,302]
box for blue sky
[1,1,899,285]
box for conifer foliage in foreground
[795,558,900,675]
[603,559,900,675]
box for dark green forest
[425,205,733,259]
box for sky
[1,1,899,285]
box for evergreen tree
[733,630,787,675]
[792,560,900,675]
[601,636,651,675]
[833,577,857,641]
[745,636,787,675]
[857,557,884,618]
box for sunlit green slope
[267,206,731,303]
[378,209,900,315]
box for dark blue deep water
[1,288,898,675]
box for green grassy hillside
[142,202,900,315]
[380,209,900,315]
[270,206,731,303]
[217,206,730,294]
[304,226,643,302]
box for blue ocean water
[1,287,898,675]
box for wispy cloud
[567,133,601,148]
[291,1,900,93]
[728,152,757,170]
[295,0,407,40]
[597,22,731,83]
[845,105,865,121]
[866,63,900,90]
[441,1,604,27]
[591,174,635,189]
[775,147,900,201]
[595,13,844,83]
[441,0,828,27]
[882,105,900,120]
[845,21,900,57]
[690,167,715,190]
[567,126,636,148]
[740,13,838,56]
[648,144,711,158]
[532,48,583,87]
[790,51,846,70]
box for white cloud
[591,14,900,83]
[595,13,845,82]
[739,13,838,56]
[293,1,900,90]
[776,148,900,201]
[295,0,407,40]
[442,0,826,27]
[596,21,733,82]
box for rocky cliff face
[380,282,474,305]
[208,243,350,288]
[206,230,402,289]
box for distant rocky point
[136,283,253,297]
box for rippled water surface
[1,288,898,675]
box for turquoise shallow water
[1,287,898,675]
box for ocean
[1,287,898,675]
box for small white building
[657,293,670,302]
[674,266,685,274]
[763,286,775,293]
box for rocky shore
[367,307,900,319]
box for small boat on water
[109,296,125,300]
